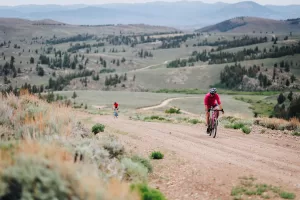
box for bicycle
[207,107,223,138]
[113,108,119,118]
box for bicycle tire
[212,119,218,138]
[209,119,213,136]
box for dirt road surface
[92,114,300,200]
[137,97,201,116]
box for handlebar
[208,109,224,112]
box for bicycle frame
[209,107,219,128]
[208,107,223,138]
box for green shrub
[0,156,81,200]
[291,132,300,136]
[225,122,245,130]
[232,122,246,129]
[121,158,148,183]
[189,119,200,124]
[280,192,295,199]
[131,184,166,200]
[131,155,153,173]
[150,151,164,160]
[149,116,165,121]
[92,123,105,134]
[225,120,251,134]
[165,107,181,114]
[99,68,116,74]
[242,126,251,134]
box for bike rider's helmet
[209,88,217,94]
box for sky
[0,0,299,6]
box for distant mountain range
[0,1,300,29]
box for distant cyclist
[113,102,119,118]
[113,102,119,110]
[204,88,224,133]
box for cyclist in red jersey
[204,88,224,133]
[113,102,119,118]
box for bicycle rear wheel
[212,119,218,138]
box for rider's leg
[214,105,220,119]
[205,105,209,126]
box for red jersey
[114,102,119,108]
[204,93,221,107]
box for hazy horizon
[0,0,299,6]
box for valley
[1,1,300,200]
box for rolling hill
[197,17,300,33]
[0,18,177,41]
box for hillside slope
[197,17,300,33]
[0,18,177,40]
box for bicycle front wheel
[209,120,213,136]
[212,120,218,138]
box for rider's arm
[204,95,209,112]
[216,94,223,111]
[204,105,209,112]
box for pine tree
[30,57,34,64]
[291,75,296,83]
[284,62,290,72]
[72,91,77,103]
[288,91,293,101]
[272,67,276,81]
[286,79,290,86]
[277,93,286,104]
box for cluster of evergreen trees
[39,52,87,69]
[0,56,17,78]
[47,70,93,91]
[166,59,195,68]
[194,43,300,65]
[67,43,91,53]
[100,69,116,74]
[257,72,272,88]
[1,82,44,97]
[158,34,195,49]
[46,34,94,45]
[105,32,192,48]
[197,36,268,51]
[99,57,107,68]
[167,50,209,68]
[274,92,300,119]
[0,41,8,47]
[137,49,153,58]
[272,61,297,87]
[219,63,271,89]
[13,44,21,49]
[104,73,127,87]
[67,42,105,53]
[106,33,165,46]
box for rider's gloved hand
[221,109,224,114]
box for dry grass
[0,141,140,200]
[254,117,300,131]
[0,92,74,139]
[0,92,154,199]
